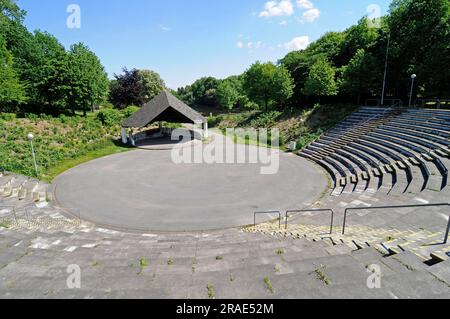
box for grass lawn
[207,103,358,151]
[41,140,132,182]
[211,128,282,150]
[0,113,130,181]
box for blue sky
[18,0,391,89]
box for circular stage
[54,146,328,232]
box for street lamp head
[411,74,417,79]
[27,133,34,141]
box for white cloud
[248,41,264,49]
[280,20,288,26]
[301,8,320,22]
[282,36,310,51]
[237,40,265,50]
[157,24,171,32]
[297,0,314,9]
[259,0,294,18]
[296,0,320,23]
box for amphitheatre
[0,0,449,301]
[1,94,450,298]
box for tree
[307,31,346,67]
[303,58,338,102]
[341,18,379,64]
[65,43,109,115]
[32,31,69,113]
[0,33,26,111]
[137,69,165,103]
[243,62,294,112]
[0,0,24,23]
[109,68,165,108]
[1,1,112,114]
[110,69,142,108]
[216,76,244,110]
[280,50,312,106]
[387,0,450,98]
[190,77,220,107]
[176,85,195,105]
[272,67,295,108]
[1,6,42,111]
[341,49,379,104]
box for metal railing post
[285,212,289,230]
[444,210,450,245]
[342,208,348,235]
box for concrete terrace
[0,106,450,299]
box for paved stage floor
[53,140,328,231]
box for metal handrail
[334,102,403,142]
[365,99,403,107]
[254,211,282,228]
[285,209,335,234]
[315,107,396,150]
[342,203,450,244]
[301,101,404,155]
[299,106,366,152]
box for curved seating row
[300,107,450,195]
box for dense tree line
[282,0,449,106]
[0,0,108,115]
[178,0,449,111]
[1,0,448,115]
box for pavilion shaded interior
[141,107,199,126]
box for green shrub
[25,113,39,120]
[296,128,324,150]
[163,122,182,129]
[96,109,123,126]
[244,100,259,110]
[0,113,16,121]
[250,111,282,128]
[207,115,221,128]
[58,114,68,123]
[39,114,53,120]
[100,102,115,109]
[0,115,122,179]
[121,105,140,118]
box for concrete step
[388,251,429,271]
[427,259,450,286]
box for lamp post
[381,33,391,106]
[27,133,38,177]
[409,74,417,107]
